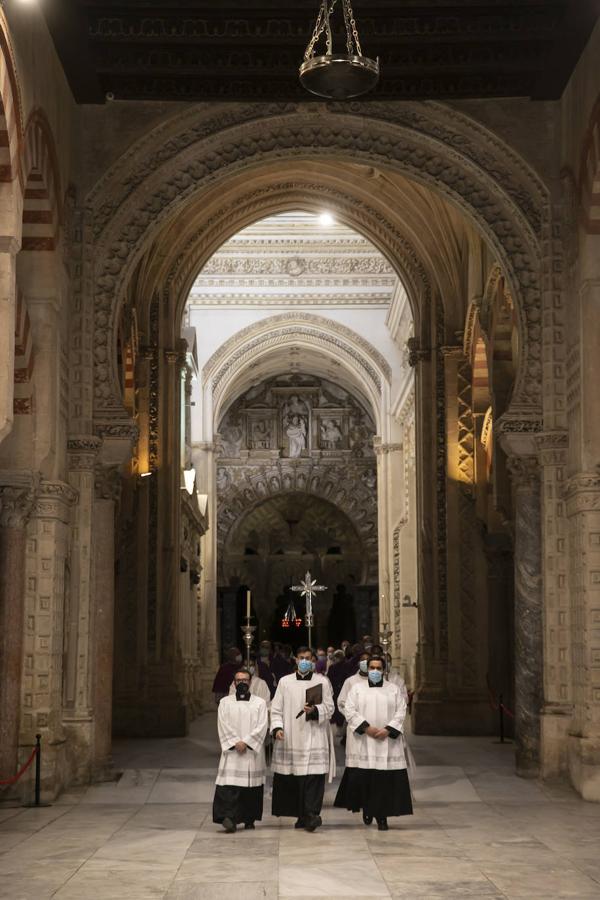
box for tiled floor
[1,714,600,899]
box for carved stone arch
[21,110,62,251]
[204,312,390,431]
[0,13,23,186]
[87,103,549,421]
[166,180,429,328]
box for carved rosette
[94,465,123,503]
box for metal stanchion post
[34,734,41,806]
[498,695,505,744]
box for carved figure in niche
[221,420,243,457]
[282,472,293,491]
[320,418,343,449]
[250,418,272,450]
[216,467,230,492]
[285,414,307,458]
[269,476,281,492]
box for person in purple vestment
[271,643,295,684]
[315,648,328,674]
[213,647,243,704]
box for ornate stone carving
[86,103,546,419]
[68,436,102,471]
[507,455,541,489]
[94,465,122,502]
[33,481,78,523]
[203,312,391,391]
[0,477,37,529]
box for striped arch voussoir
[580,94,600,234]
[21,111,61,251]
[0,16,22,183]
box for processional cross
[291,570,327,648]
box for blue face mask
[359,659,369,674]
[368,669,383,685]
[298,658,312,675]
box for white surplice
[216,694,268,787]
[228,674,271,708]
[271,672,336,780]
[344,680,407,770]
[337,671,367,716]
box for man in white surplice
[271,646,335,832]
[213,668,268,833]
[334,655,413,831]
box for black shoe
[222,817,236,833]
[244,822,255,830]
[294,818,306,829]
[363,813,373,825]
[304,814,322,832]
[377,818,389,831]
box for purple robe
[212,662,238,694]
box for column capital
[506,455,541,489]
[93,417,138,468]
[564,470,600,516]
[33,480,78,523]
[373,440,403,456]
[496,411,543,459]
[534,431,568,467]
[68,435,102,471]
[0,472,38,528]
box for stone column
[0,237,19,444]
[507,456,543,777]
[92,465,121,778]
[0,475,35,780]
[63,437,101,783]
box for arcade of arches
[1,4,600,811]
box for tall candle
[246,590,251,619]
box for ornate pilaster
[0,237,20,443]
[21,480,77,794]
[91,463,122,778]
[564,470,600,800]
[0,474,36,783]
[535,431,571,778]
[507,454,543,777]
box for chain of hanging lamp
[304,0,363,61]
[299,0,379,100]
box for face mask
[359,659,369,674]
[364,644,372,652]
[297,659,312,675]
[317,654,326,660]
[234,655,242,664]
[235,682,250,698]
[368,669,383,685]
[311,661,316,672]
[260,649,270,658]
[248,665,255,676]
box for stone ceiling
[186,211,399,309]
[43,1,599,103]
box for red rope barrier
[500,703,515,719]
[0,748,38,787]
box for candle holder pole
[378,621,394,680]
[240,618,256,669]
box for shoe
[363,813,373,825]
[304,814,322,832]
[294,818,306,829]
[377,818,389,831]
[244,822,255,830]
[222,817,236,833]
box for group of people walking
[212,639,413,834]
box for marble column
[0,475,35,781]
[0,237,19,444]
[92,465,121,778]
[508,456,543,777]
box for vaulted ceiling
[44,1,598,104]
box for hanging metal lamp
[300,0,379,100]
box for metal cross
[291,570,327,647]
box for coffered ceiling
[43,1,598,104]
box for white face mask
[234,655,242,664]
[248,665,255,676]
[359,659,369,674]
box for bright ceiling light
[319,212,335,227]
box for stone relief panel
[217,374,376,462]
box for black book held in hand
[297,683,323,718]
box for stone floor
[1,714,600,899]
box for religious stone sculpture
[286,415,307,458]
